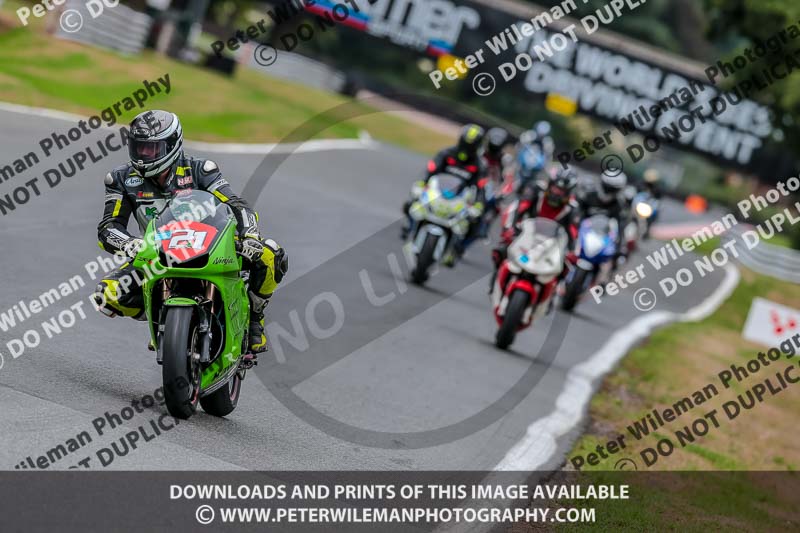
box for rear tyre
[162,306,200,420]
[411,233,438,285]
[495,290,530,350]
[562,268,589,312]
[200,371,243,417]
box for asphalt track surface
[0,108,729,471]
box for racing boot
[442,250,458,268]
[488,248,504,294]
[446,239,467,267]
[248,292,271,354]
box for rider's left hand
[468,202,484,219]
[240,236,264,263]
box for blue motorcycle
[561,214,618,311]
[516,143,547,195]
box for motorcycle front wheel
[411,233,439,284]
[561,268,589,312]
[495,290,530,350]
[161,306,201,420]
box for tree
[705,0,800,156]
[523,0,710,59]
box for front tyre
[562,268,589,312]
[200,371,243,417]
[162,306,200,420]
[411,233,439,285]
[496,290,530,350]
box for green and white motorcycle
[405,173,478,284]
[133,189,253,419]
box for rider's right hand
[411,180,426,199]
[122,238,144,259]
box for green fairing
[133,200,249,394]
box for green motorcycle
[133,189,252,419]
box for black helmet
[128,110,183,179]
[456,124,485,161]
[545,167,577,208]
[485,127,510,159]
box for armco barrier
[724,225,800,283]
[55,0,152,55]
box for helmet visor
[602,181,621,194]
[128,139,169,165]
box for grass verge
[567,263,800,471]
[542,241,800,530]
[0,2,451,153]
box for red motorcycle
[491,217,568,350]
[476,162,516,240]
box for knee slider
[261,239,288,284]
[274,247,288,283]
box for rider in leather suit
[401,124,488,263]
[93,110,288,354]
[576,169,630,265]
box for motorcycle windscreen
[154,189,233,264]
[584,214,618,238]
[518,145,545,176]
[511,218,568,275]
[581,215,617,258]
[429,174,469,199]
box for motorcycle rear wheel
[496,290,530,350]
[200,370,243,417]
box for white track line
[650,222,716,240]
[184,138,376,154]
[0,101,87,122]
[0,101,376,153]
[494,264,741,471]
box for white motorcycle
[406,173,479,284]
[492,217,568,349]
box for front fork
[156,281,216,366]
[494,270,557,325]
[412,223,451,260]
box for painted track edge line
[0,101,376,153]
[183,138,376,154]
[493,263,741,472]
